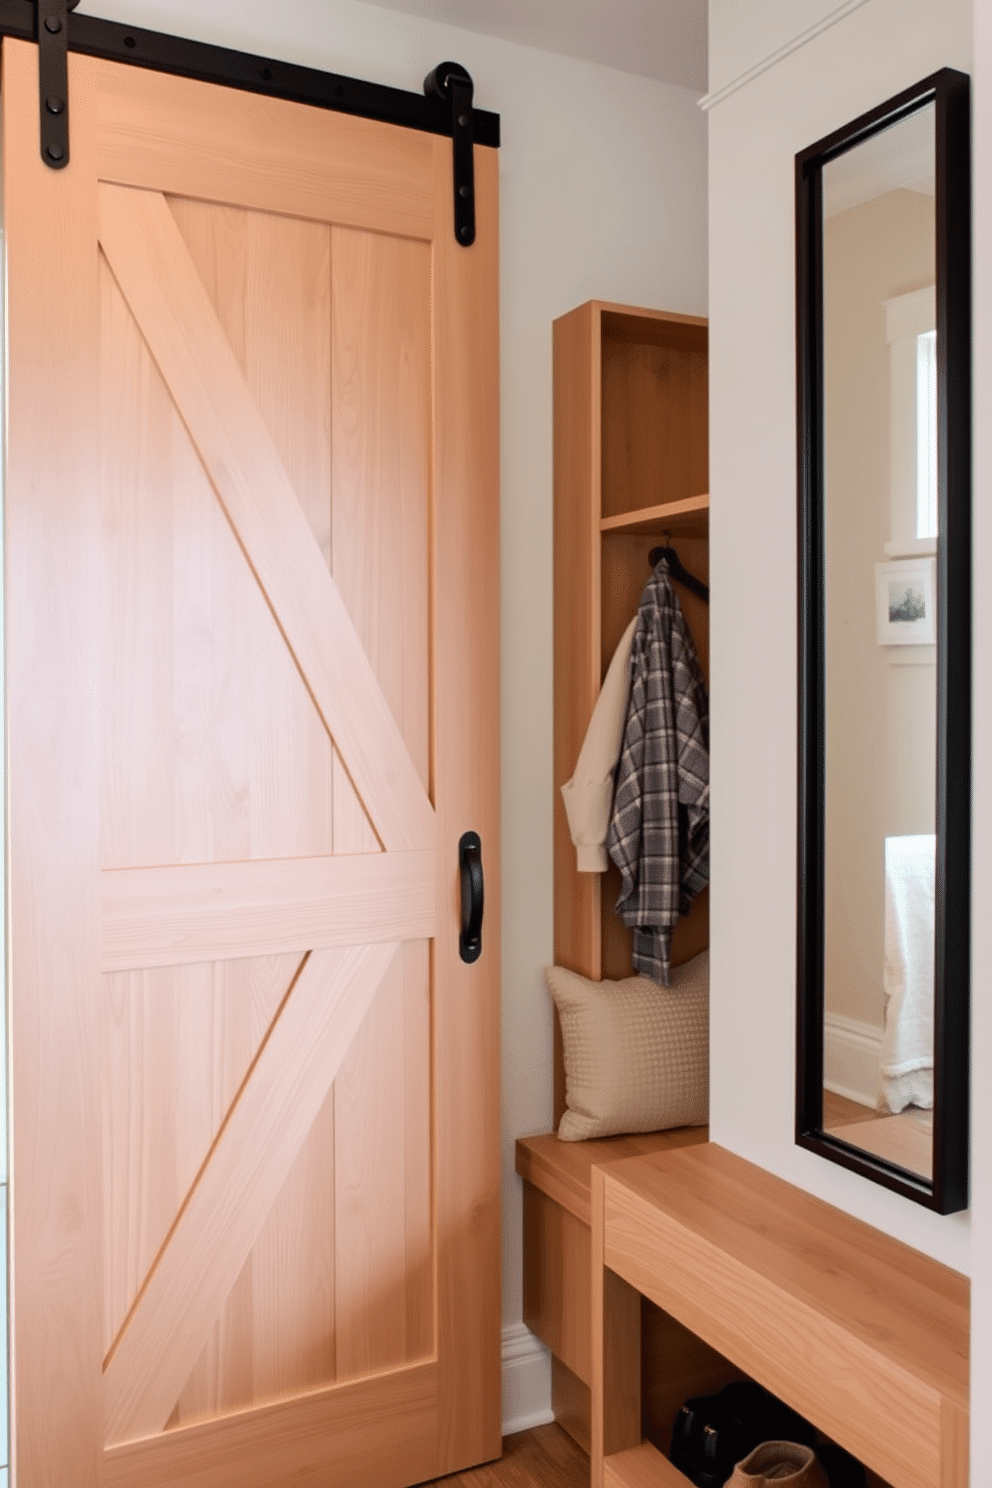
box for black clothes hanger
[648,541,709,604]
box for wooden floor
[823,1089,933,1180]
[423,1425,588,1487]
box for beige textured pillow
[546,951,709,1141]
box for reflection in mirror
[796,68,970,1214]
[820,105,936,1182]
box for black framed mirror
[795,69,970,1214]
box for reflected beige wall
[823,187,935,1032]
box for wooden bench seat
[515,1127,712,1450]
[591,1143,970,1488]
[516,1129,708,1227]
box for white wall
[970,0,992,1467]
[77,0,709,1429]
[707,0,972,1272]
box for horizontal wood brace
[101,850,436,970]
[104,1358,439,1488]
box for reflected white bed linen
[879,833,935,1113]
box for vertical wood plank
[167,198,336,862]
[329,224,433,1377]
[100,251,176,871]
[153,199,339,1418]
[403,939,434,1362]
[940,1400,968,1488]
[591,1168,642,1488]
[552,302,603,1125]
[100,208,337,1420]
[102,956,296,1357]
[3,38,103,1487]
[432,137,503,1473]
[334,956,411,1377]
[172,199,339,1414]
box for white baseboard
[823,1012,883,1108]
[501,1322,553,1436]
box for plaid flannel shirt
[606,560,709,986]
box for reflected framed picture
[875,557,936,644]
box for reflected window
[917,328,937,539]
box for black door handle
[459,831,484,963]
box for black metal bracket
[424,61,476,246]
[37,0,78,168]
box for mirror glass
[796,68,970,1214]
[820,105,936,1181]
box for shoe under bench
[590,1142,969,1488]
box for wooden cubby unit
[552,298,709,1123]
[516,300,712,1454]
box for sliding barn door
[2,36,499,1488]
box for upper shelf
[600,494,709,538]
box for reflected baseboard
[823,1013,883,1108]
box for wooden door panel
[4,44,105,1487]
[171,1079,338,1428]
[100,250,339,871]
[100,184,438,1429]
[5,34,500,1487]
[99,182,434,855]
[105,941,400,1444]
[102,952,301,1357]
[94,59,436,241]
[105,1361,440,1488]
[334,940,433,1380]
[330,225,432,852]
[328,221,434,1381]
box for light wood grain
[515,1129,708,1228]
[940,1400,968,1488]
[828,1112,933,1181]
[3,36,104,1488]
[591,1168,641,1488]
[97,182,435,855]
[604,1442,693,1488]
[551,301,710,1121]
[102,851,436,969]
[429,1422,589,1488]
[523,1184,592,1384]
[151,196,339,1424]
[600,496,709,536]
[95,56,434,239]
[546,1298,738,1461]
[8,39,501,1484]
[102,954,298,1359]
[600,330,708,521]
[599,305,708,345]
[551,1357,592,1456]
[329,224,434,1380]
[552,299,604,996]
[601,1144,968,1488]
[642,1300,743,1467]
[431,134,503,1474]
[104,942,399,1443]
[105,1359,438,1488]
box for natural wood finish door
[3,37,500,1488]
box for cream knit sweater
[560,615,637,872]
